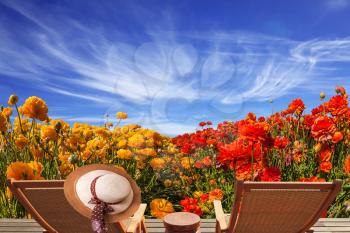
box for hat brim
[64,164,141,223]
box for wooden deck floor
[1,218,350,233]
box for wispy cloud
[324,0,349,10]
[1,1,350,134]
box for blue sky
[1,0,350,135]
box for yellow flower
[7,162,35,180]
[21,96,48,121]
[117,139,127,148]
[136,148,157,157]
[116,112,128,120]
[150,158,166,170]
[128,134,145,148]
[15,134,29,149]
[41,126,58,141]
[193,191,204,199]
[116,149,133,160]
[2,107,13,117]
[181,157,193,169]
[150,199,174,219]
[0,112,7,132]
[8,94,19,106]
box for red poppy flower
[320,161,332,173]
[319,147,332,162]
[199,122,206,127]
[311,116,337,142]
[325,95,348,117]
[273,136,289,149]
[238,121,269,143]
[260,167,281,181]
[332,131,343,144]
[287,98,305,116]
[311,105,325,116]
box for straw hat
[64,164,141,223]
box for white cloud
[2,1,350,134]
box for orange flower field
[1,86,350,219]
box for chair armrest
[127,203,147,233]
[213,200,228,231]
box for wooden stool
[163,212,200,233]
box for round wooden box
[163,212,200,233]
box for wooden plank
[1,218,350,233]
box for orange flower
[344,155,350,174]
[209,188,224,201]
[8,94,19,106]
[311,116,336,142]
[116,149,132,160]
[15,134,29,149]
[287,98,305,116]
[238,121,269,143]
[325,95,348,116]
[319,147,332,162]
[150,158,166,170]
[21,96,48,121]
[320,161,332,173]
[41,126,58,141]
[150,199,174,219]
[116,112,128,120]
[7,162,35,180]
[2,107,13,117]
[30,146,44,159]
[0,112,7,132]
[332,132,343,143]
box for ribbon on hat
[89,176,121,233]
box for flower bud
[320,91,326,100]
[8,95,19,106]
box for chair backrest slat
[7,179,123,233]
[227,180,341,233]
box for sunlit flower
[150,199,174,219]
[325,95,348,117]
[2,107,13,117]
[319,147,332,162]
[311,116,336,142]
[287,98,305,116]
[150,158,166,170]
[21,96,48,121]
[41,126,58,141]
[15,134,29,150]
[8,94,18,106]
[136,148,157,157]
[238,121,270,144]
[0,112,7,132]
[320,161,332,173]
[260,167,281,181]
[7,162,34,180]
[180,157,193,169]
[116,149,132,160]
[116,112,128,120]
[208,188,224,201]
[273,136,289,149]
[332,131,343,143]
[128,134,145,148]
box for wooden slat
[0,218,350,232]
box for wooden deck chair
[6,179,148,233]
[214,180,341,233]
